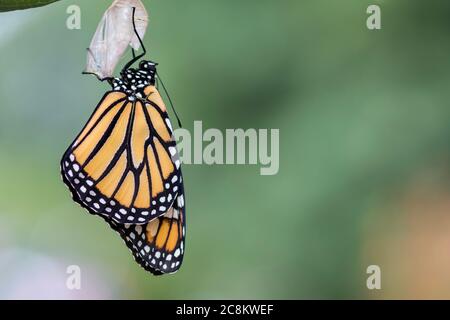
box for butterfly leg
[121,7,147,73]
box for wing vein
[81,100,128,169]
[73,96,127,152]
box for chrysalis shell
[85,0,148,80]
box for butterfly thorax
[112,60,157,102]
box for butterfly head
[139,60,158,73]
[112,61,158,101]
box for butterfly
[60,7,185,275]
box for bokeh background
[0,0,450,299]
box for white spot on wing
[177,195,184,208]
[165,118,173,133]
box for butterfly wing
[61,86,182,224]
[106,184,186,275]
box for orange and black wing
[106,185,186,275]
[61,86,182,224]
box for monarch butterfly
[61,7,185,275]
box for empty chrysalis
[84,0,148,80]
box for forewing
[61,88,182,224]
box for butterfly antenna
[157,72,182,128]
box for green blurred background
[1,0,450,299]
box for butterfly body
[112,61,157,101]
